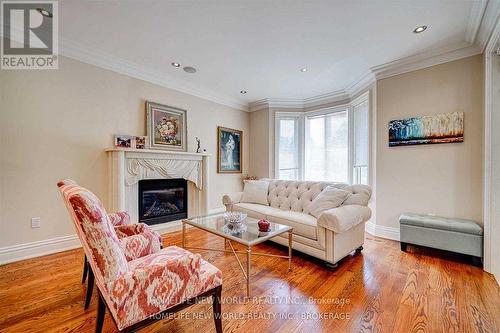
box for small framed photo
[134,136,146,149]
[114,135,132,148]
[146,101,187,151]
[217,126,242,173]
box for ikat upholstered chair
[58,179,163,309]
[57,180,223,332]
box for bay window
[275,92,370,185]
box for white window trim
[274,112,304,180]
[274,91,371,185]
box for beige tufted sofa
[222,179,372,267]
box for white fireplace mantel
[105,148,210,229]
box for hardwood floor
[0,230,499,333]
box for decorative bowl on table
[222,222,247,236]
[223,211,247,224]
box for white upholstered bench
[399,213,483,265]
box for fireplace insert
[138,178,188,225]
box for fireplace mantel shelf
[106,147,210,229]
[105,147,211,157]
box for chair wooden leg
[85,268,94,310]
[212,286,223,333]
[95,292,106,333]
[82,255,88,283]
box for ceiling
[57,0,494,110]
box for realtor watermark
[1,0,58,69]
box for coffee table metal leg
[288,230,293,271]
[246,246,251,297]
[182,221,186,248]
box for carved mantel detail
[105,148,210,224]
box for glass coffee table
[182,213,293,296]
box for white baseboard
[0,235,81,265]
[365,221,400,241]
[0,207,229,265]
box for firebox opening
[138,178,188,225]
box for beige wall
[0,56,249,247]
[249,108,271,178]
[376,55,484,229]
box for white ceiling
[58,0,490,110]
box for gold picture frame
[217,126,242,173]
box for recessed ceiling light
[183,66,197,74]
[36,8,53,18]
[171,62,181,67]
[413,25,427,34]
[300,68,308,72]
[240,90,247,94]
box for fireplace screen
[138,178,188,225]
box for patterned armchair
[57,181,223,332]
[58,180,163,309]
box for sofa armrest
[107,211,130,226]
[317,205,372,233]
[222,192,243,211]
[117,223,162,260]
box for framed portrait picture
[217,126,242,173]
[146,101,187,151]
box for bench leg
[400,242,408,252]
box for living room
[1,1,499,332]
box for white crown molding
[371,41,482,80]
[0,235,81,265]
[249,98,305,112]
[303,90,349,109]
[248,1,499,112]
[59,39,249,112]
[476,0,500,51]
[4,2,499,114]
[345,71,376,98]
[466,0,488,44]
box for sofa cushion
[241,180,270,205]
[308,186,351,218]
[233,203,274,220]
[266,208,318,240]
[265,179,372,213]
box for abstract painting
[218,126,242,173]
[388,112,463,147]
[146,101,187,151]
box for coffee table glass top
[184,213,292,246]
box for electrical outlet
[31,217,41,228]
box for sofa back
[264,179,372,214]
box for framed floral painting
[217,126,242,173]
[146,102,187,151]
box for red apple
[258,219,270,232]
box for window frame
[304,105,351,183]
[274,91,371,185]
[274,112,304,180]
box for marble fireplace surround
[106,148,210,233]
